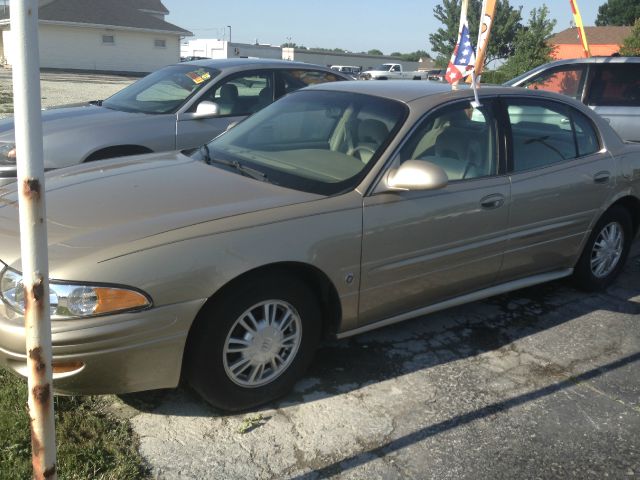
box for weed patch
[0,367,149,479]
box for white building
[0,0,192,73]
[180,39,434,72]
[181,39,281,60]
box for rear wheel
[185,274,321,411]
[573,206,632,291]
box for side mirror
[193,101,220,119]
[386,160,449,191]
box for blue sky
[162,0,600,55]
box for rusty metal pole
[9,0,57,479]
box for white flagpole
[10,0,57,478]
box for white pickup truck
[360,63,429,80]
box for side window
[587,64,640,107]
[399,101,496,181]
[198,72,272,116]
[522,66,586,100]
[573,111,600,157]
[507,101,580,172]
[279,70,343,95]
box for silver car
[505,56,640,142]
[0,58,348,185]
[0,82,638,411]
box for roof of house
[0,0,190,35]
[131,0,169,15]
[549,26,633,46]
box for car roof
[302,80,454,103]
[179,57,337,71]
[300,80,597,109]
[534,56,640,66]
[505,56,640,85]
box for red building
[549,26,633,59]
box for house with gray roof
[0,0,192,73]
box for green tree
[389,50,431,60]
[309,47,346,53]
[620,17,640,54]
[368,49,384,55]
[595,0,640,26]
[400,50,432,61]
[499,5,556,79]
[429,0,523,67]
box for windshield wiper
[200,144,269,182]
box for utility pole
[10,0,57,478]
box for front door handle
[480,193,505,210]
[593,171,611,184]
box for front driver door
[359,99,510,326]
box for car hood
[0,105,152,141]
[0,152,322,268]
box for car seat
[353,119,389,163]
[218,84,239,115]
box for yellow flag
[569,0,591,57]
[475,0,497,76]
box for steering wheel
[350,145,377,163]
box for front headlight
[0,267,152,318]
[0,142,17,166]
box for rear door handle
[593,171,611,184]
[480,193,505,210]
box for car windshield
[102,65,219,114]
[204,90,407,195]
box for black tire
[185,274,321,411]
[573,206,633,291]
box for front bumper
[0,298,206,395]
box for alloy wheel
[223,300,302,387]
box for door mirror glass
[386,160,449,191]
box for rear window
[520,65,586,100]
[506,99,600,172]
[280,70,344,94]
[587,63,640,107]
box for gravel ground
[121,249,640,480]
[0,68,136,118]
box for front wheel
[185,274,321,411]
[573,206,633,291]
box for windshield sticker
[185,71,211,84]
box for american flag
[445,23,476,84]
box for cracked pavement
[118,245,640,479]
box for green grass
[0,368,149,479]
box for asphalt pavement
[115,244,640,479]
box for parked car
[360,63,429,80]
[0,82,638,411]
[0,58,349,186]
[504,56,640,142]
[426,68,446,82]
[330,65,362,79]
[180,56,210,62]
